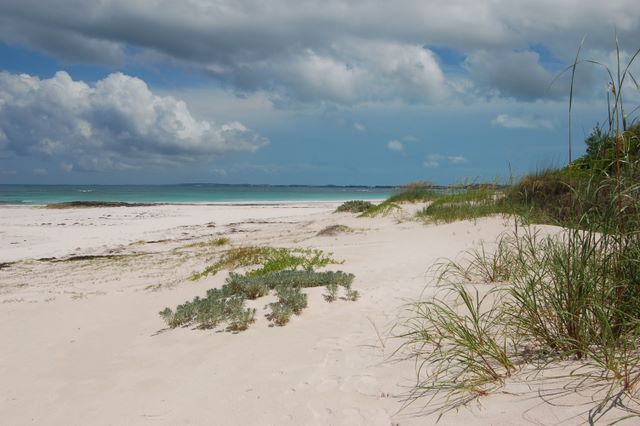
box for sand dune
[0,203,617,425]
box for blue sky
[0,0,638,185]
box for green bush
[225,273,269,299]
[162,269,356,332]
[274,286,307,314]
[226,269,354,291]
[159,293,250,330]
[269,303,294,326]
[324,282,339,302]
[335,200,375,213]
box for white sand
[0,203,627,425]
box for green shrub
[159,292,250,330]
[225,269,354,291]
[227,306,256,332]
[225,273,269,299]
[324,282,339,302]
[335,200,375,213]
[162,269,356,332]
[345,289,360,301]
[269,303,294,326]
[274,286,307,314]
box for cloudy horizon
[1,0,639,185]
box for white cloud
[0,1,638,106]
[260,42,446,105]
[387,140,404,152]
[448,155,467,164]
[353,122,366,132]
[424,154,467,168]
[491,113,554,129]
[0,71,268,170]
[424,154,444,168]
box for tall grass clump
[358,201,401,218]
[435,233,523,284]
[354,181,437,218]
[386,181,438,204]
[417,185,508,224]
[398,38,640,420]
[397,285,516,415]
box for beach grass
[182,237,230,249]
[397,38,640,421]
[190,246,338,281]
[335,200,375,213]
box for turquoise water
[0,184,394,205]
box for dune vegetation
[161,246,356,331]
[391,41,640,421]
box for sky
[1,0,639,185]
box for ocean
[0,184,395,205]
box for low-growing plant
[228,306,256,331]
[191,246,269,280]
[212,237,230,246]
[225,273,269,299]
[191,246,339,280]
[269,302,294,326]
[359,201,401,218]
[316,224,353,236]
[324,282,339,302]
[162,269,356,332]
[226,269,354,291]
[159,292,250,330]
[183,237,230,249]
[335,200,375,213]
[246,248,336,277]
[274,286,307,314]
[345,288,360,301]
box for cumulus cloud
[0,71,268,170]
[0,1,638,105]
[239,41,446,104]
[465,50,562,100]
[388,140,404,152]
[492,113,554,129]
[424,154,467,168]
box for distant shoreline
[0,199,388,208]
